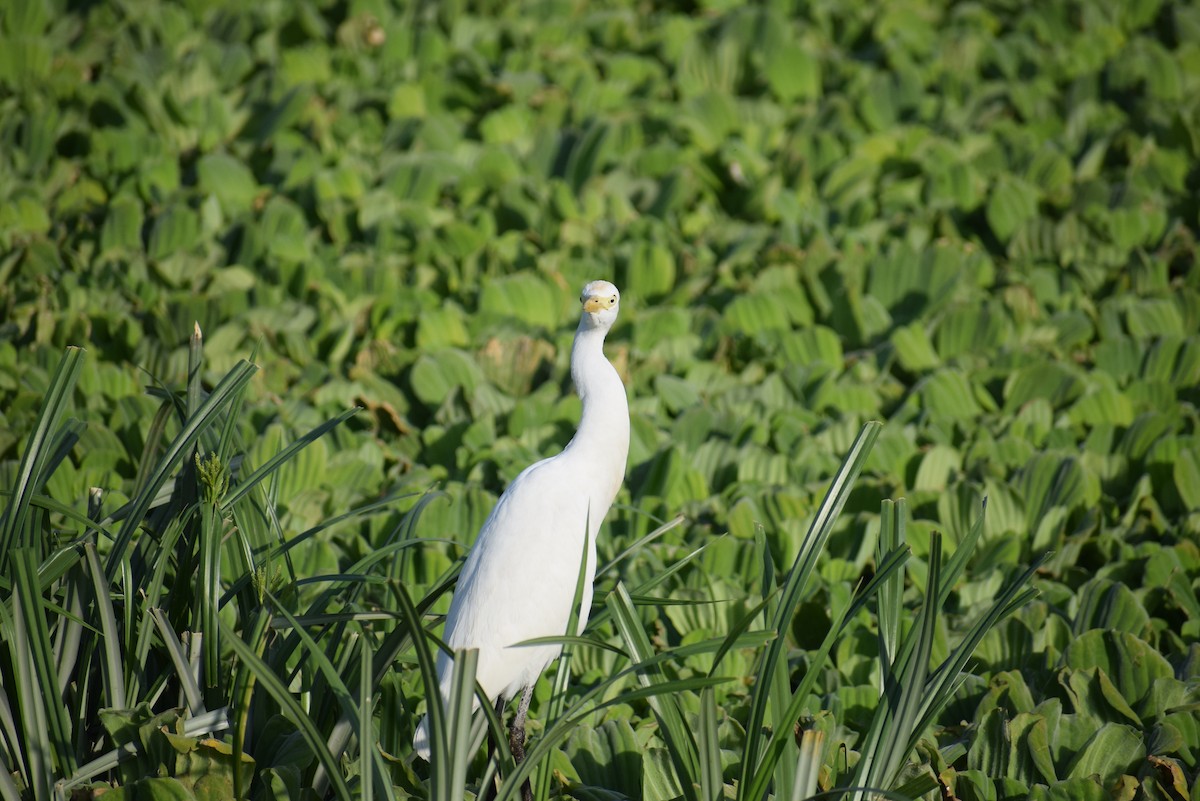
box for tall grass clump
[0,335,440,801]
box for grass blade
[444,648,479,801]
[0,754,19,801]
[607,581,700,801]
[82,542,126,710]
[698,687,722,801]
[356,638,398,801]
[264,590,364,796]
[361,640,374,801]
[534,512,593,801]
[911,560,1045,743]
[791,727,824,801]
[12,547,77,790]
[186,322,203,418]
[0,347,84,565]
[148,608,206,716]
[744,588,854,801]
[597,513,686,577]
[231,608,269,801]
[850,533,942,799]
[390,580,448,789]
[877,499,904,677]
[739,421,881,796]
[936,496,986,610]
[221,406,361,510]
[196,458,226,705]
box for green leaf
[99,196,145,255]
[197,153,259,216]
[721,292,791,336]
[1072,579,1150,637]
[986,177,1039,242]
[780,326,843,371]
[409,349,484,407]
[564,720,642,800]
[101,777,195,801]
[625,241,676,300]
[892,323,940,372]
[1175,448,1200,510]
[566,120,612,192]
[1063,630,1174,711]
[479,274,561,330]
[763,42,820,101]
[1064,724,1144,784]
[149,204,200,261]
[1005,363,1085,411]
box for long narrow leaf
[444,648,479,801]
[607,582,700,801]
[231,609,270,801]
[13,548,76,783]
[221,406,361,510]
[698,687,722,801]
[739,421,881,796]
[360,640,375,801]
[0,347,85,565]
[877,499,904,676]
[0,753,19,801]
[850,533,942,799]
[265,591,362,797]
[148,608,205,716]
[597,513,686,577]
[936,497,987,610]
[534,509,593,801]
[390,581,448,791]
[198,494,223,702]
[791,728,824,801]
[744,588,855,801]
[82,542,126,709]
[911,560,1046,743]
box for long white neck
[563,320,630,497]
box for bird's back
[440,449,613,699]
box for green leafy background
[1,0,1198,798]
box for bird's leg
[482,695,507,801]
[509,684,534,761]
[508,685,535,801]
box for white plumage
[414,280,629,761]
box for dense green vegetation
[2,0,1198,798]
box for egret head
[579,280,620,329]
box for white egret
[413,280,630,779]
